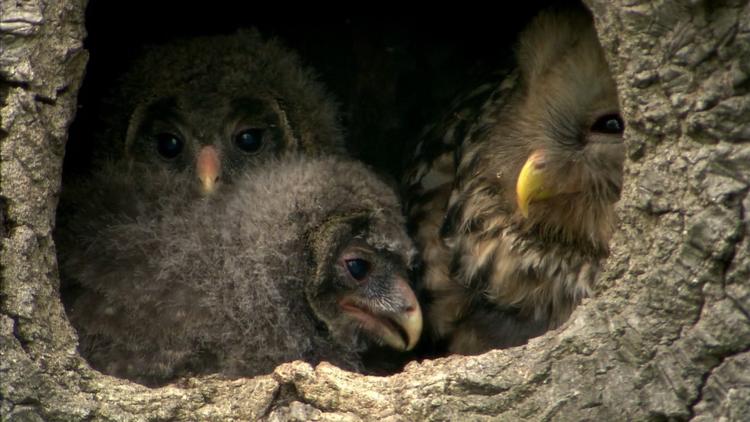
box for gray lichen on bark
[1,0,749,420]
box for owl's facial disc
[196,145,221,194]
[516,108,624,218]
[337,275,422,351]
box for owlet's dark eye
[234,128,264,153]
[155,132,184,159]
[591,113,624,134]
[345,258,371,281]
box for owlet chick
[92,30,343,195]
[57,30,345,321]
[403,6,625,355]
[61,154,422,386]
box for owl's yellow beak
[197,146,221,195]
[516,150,554,218]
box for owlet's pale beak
[339,276,423,352]
[197,146,221,194]
[379,277,423,351]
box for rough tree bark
[1,0,749,420]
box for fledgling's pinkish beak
[197,146,220,194]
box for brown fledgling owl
[57,29,345,324]
[60,154,422,386]
[91,29,343,195]
[403,6,625,355]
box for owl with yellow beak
[403,6,625,355]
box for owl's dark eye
[345,258,371,281]
[591,113,624,134]
[234,128,264,153]
[155,132,184,159]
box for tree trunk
[1,1,748,420]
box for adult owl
[61,155,421,386]
[403,6,625,354]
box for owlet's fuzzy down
[56,31,363,384]
[60,154,422,386]
[58,29,349,305]
[403,6,625,355]
[78,29,344,197]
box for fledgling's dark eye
[345,258,371,281]
[155,132,184,159]
[234,128,264,153]
[591,113,624,134]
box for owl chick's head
[306,209,423,352]
[98,30,343,196]
[221,154,423,362]
[470,7,624,249]
[261,156,423,354]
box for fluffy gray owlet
[403,6,625,355]
[91,29,343,195]
[60,154,422,386]
[56,30,347,364]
